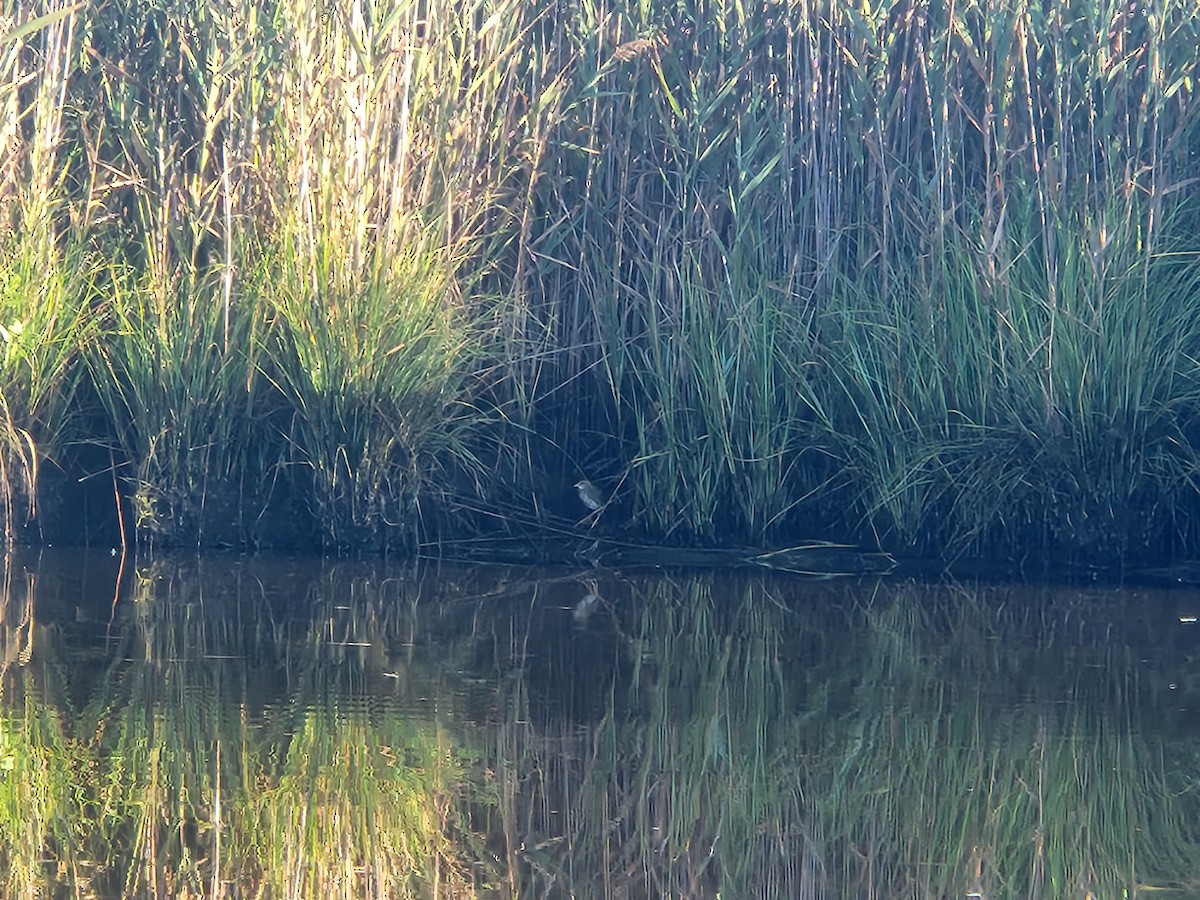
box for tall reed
[81,0,275,545]
[6,0,1200,556]
[805,0,1200,555]
[514,0,1200,553]
[256,0,538,549]
[513,1,825,541]
[0,1,96,541]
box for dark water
[2,549,1199,898]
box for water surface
[2,550,1199,898]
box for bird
[574,479,605,512]
[572,579,603,625]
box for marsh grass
[80,0,276,546]
[0,1,96,542]
[519,3,825,542]
[253,0,522,549]
[263,233,479,551]
[500,0,1200,554]
[92,261,267,544]
[6,0,1200,556]
[815,192,1200,556]
[0,239,96,541]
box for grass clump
[91,261,268,545]
[0,239,96,542]
[76,0,277,546]
[258,0,496,550]
[263,232,479,551]
[814,186,1200,558]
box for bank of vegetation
[3,0,1200,561]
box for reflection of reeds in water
[493,575,1200,898]
[22,556,497,897]
[246,563,494,897]
[802,588,1200,898]
[492,574,817,897]
[76,560,245,896]
[0,693,80,899]
[0,562,82,899]
[7,556,1200,897]
[252,705,478,898]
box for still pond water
[2,549,1199,899]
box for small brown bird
[574,479,605,512]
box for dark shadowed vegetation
[3,0,1200,561]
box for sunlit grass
[235,0,500,548]
[261,231,481,550]
[0,1,97,542]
